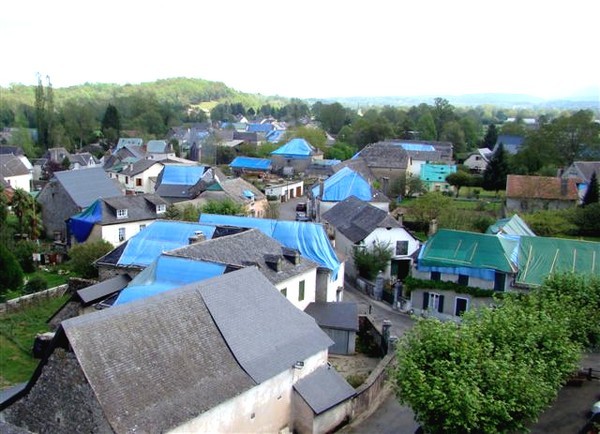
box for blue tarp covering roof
[266,130,285,143]
[311,167,372,202]
[116,221,216,267]
[397,143,436,152]
[114,256,225,305]
[160,165,206,185]
[486,214,536,237]
[68,199,103,243]
[229,156,272,171]
[199,214,341,279]
[271,138,314,157]
[247,123,274,133]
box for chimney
[282,247,300,265]
[382,176,389,196]
[264,254,283,272]
[188,230,206,245]
[395,211,404,226]
[560,178,568,196]
[428,218,438,237]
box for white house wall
[265,181,304,201]
[169,351,329,434]
[275,269,318,311]
[5,173,32,192]
[101,219,157,246]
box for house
[505,175,578,213]
[199,214,345,303]
[189,177,268,218]
[311,166,389,220]
[304,302,358,355]
[561,161,600,201]
[154,164,210,203]
[68,152,100,170]
[463,148,492,173]
[95,220,219,280]
[347,141,409,189]
[1,268,354,434]
[321,196,420,282]
[116,137,144,149]
[265,179,305,202]
[0,154,32,192]
[145,140,175,160]
[229,156,272,176]
[420,163,457,193]
[105,158,164,194]
[305,159,341,179]
[67,193,170,246]
[493,134,525,155]
[36,167,123,241]
[138,228,320,310]
[394,142,443,178]
[0,145,25,156]
[271,138,323,175]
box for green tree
[164,204,182,220]
[0,243,24,297]
[482,124,498,148]
[408,192,453,226]
[431,97,455,141]
[317,102,350,134]
[10,188,34,237]
[61,100,97,150]
[482,143,510,194]
[100,103,121,145]
[285,126,327,150]
[200,199,244,216]
[324,141,356,161]
[416,112,437,141]
[352,240,393,281]
[405,175,425,198]
[582,171,598,206]
[67,240,113,278]
[445,170,472,197]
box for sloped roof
[108,158,162,176]
[146,140,169,153]
[229,156,272,171]
[199,214,341,278]
[516,236,600,287]
[155,165,208,198]
[62,270,257,433]
[353,142,409,169]
[99,194,169,225]
[494,135,525,155]
[271,138,315,157]
[76,274,132,305]
[570,161,600,183]
[395,142,442,161]
[506,175,578,201]
[486,214,536,237]
[0,154,30,177]
[69,152,99,167]
[198,268,333,383]
[311,167,373,202]
[304,302,359,331]
[99,220,217,268]
[167,229,317,285]
[52,168,123,208]
[116,138,143,149]
[322,196,401,243]
[293,365,356,415]
[419,229,516,273]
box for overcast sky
[1,0,599,100]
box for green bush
[13,240,37,273]
[23,275,48,294]
[0,244,24,298]
[67,240,113,279]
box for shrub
[13,240,37,273]
[0,243,24,298]
[67,240,113,279]
[23,275,48,294]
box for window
[431,271,441,281]
[455,297,469,316]
[139,224,146,231]
[136,178,142,187]
[395,240,408,256]
[125,176,129,184]
[116,209,128,219]
[458,274,469,286]
[280,287,287,297]
[298,280,305,301]
[118,227,126,242]
[156,204,166,214]
[422,291,444,313]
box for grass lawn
[0,294,69,388]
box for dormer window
[156,204,166,214]
[116,209,128,219]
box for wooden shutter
[438,295,445,313]
[422,292,429,310]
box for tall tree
[316,102,349,134]
[101,104,121,145]
[582,171,599,206]
[446,170,472,197]
[482,143,510,193]
[431,97,455,141]
[416,112,437,141]
[482,124,498,148]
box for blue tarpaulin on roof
[311,167,372,201]
[229,156,272,170]
[114,256,226,305]
[68,199,103,243]
[271,138,313,157]
[199,214,341,279]
[266,130,285,143]
[398,143,436,152]
[117,221,216,267]
[161,165,206,185]
[247,123,274,133]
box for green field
[0,295,69,388]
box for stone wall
[0,285,69,314]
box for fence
[0,285,69,314]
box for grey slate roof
[0,154,30,177]
[53,167,123,208]
[167,228,317,285]
[69,152,99,167]
[99,193,169,225]
[356,142,409,169]
[321,196,401,243]
[196,268,333,384]
[115,158,162,176]
[76,274,131,305]
[570,161,600,183]
[62,272,257,434]
[293,365,356,414]
[304,302,359,331]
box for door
[455,297,468,316]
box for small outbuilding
[304,302,358,355]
